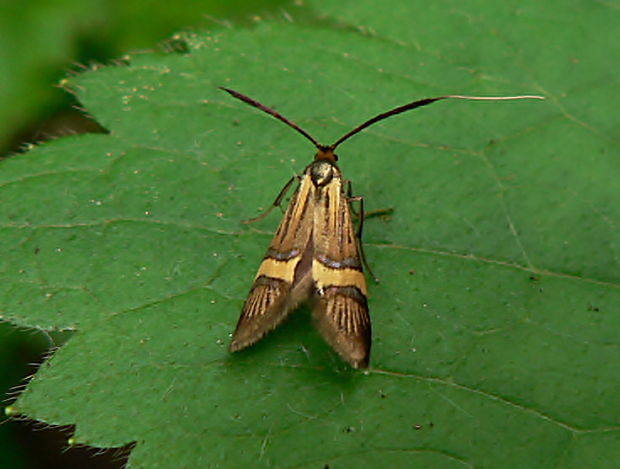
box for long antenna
[220,87,544,152]
[329,94,544,150]
[220,87,322,149]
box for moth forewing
[313,288,371,369]
[229,276,292,352]
[311,161,370,368]
[229,170,315,352]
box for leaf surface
[2,1,618,467]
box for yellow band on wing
[312,261,368,296]
[255,257,299,283]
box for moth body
[220,86,543,368]
[230,153,370,368]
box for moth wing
[313,288,371,368]
[230,173,315,352]
[311,167,371,368]
[229,277,294,352]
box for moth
[222,87,542,368]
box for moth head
[314,145,338,163]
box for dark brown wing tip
[228,339,245,353]
[228,276,294,354]
[320,330,371,369]
[228,327,269,353]
[341,341,370,369]
[312,295,371,369]
[349,356,369,369]
[228,321,268,353]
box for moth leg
[345,180,359,217]
[348,194,380,283]
[243,175,298,224]
[347,180,393,220]
[364,207,394,218]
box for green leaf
[2,1,618,468]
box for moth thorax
[310,160,336,187]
